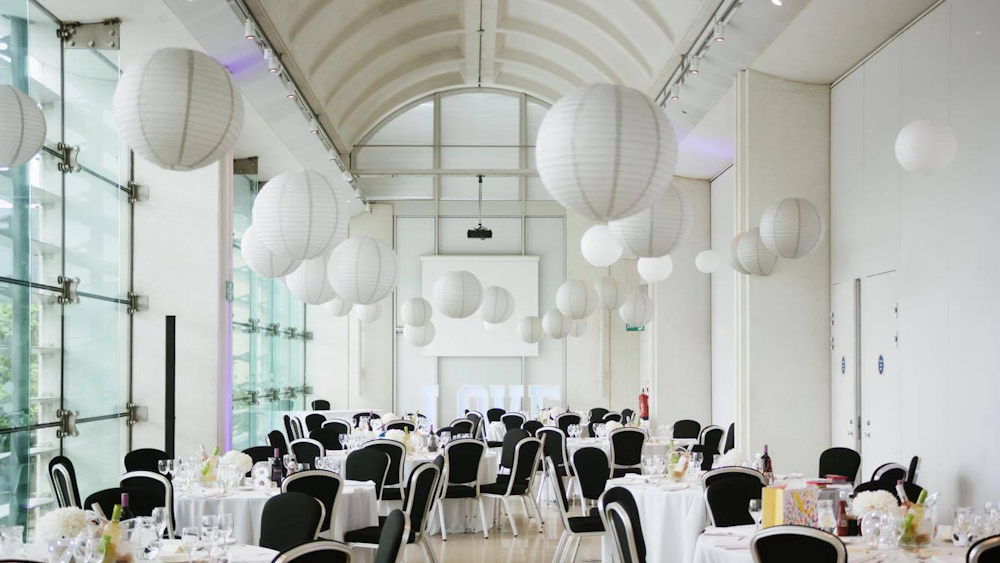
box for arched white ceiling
[247,0,706,150]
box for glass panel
[354,146,433,169]
[358,176,433,200]
[440,147,519,169]
[526,176,553,200]
[440,176,519,200]
[366,99,434,145]
[63,417,124,511]
[0,151,62,288]
[440,92,519,145]
[62,297,126,418]
[526,99,548,146]
[63,171,127,299]
[0,284,62,429]
[0,427,57,534]
[231,175,254,451]
[63,48,120,184]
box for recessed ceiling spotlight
[244,18,255,40]
[714,21,725,42]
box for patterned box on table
[782,486,819,527]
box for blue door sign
[878,354,885,375]
[841,356,846,374]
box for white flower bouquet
[381,411,399,422]
[37,507,87,541]
[604,420,623,431]
[384,429,406,443]
[718,449,744,467]
[850,490,899,517]
[221,450,253,476]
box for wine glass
[158,459,170,477]
[217,513,234,550]
[151,507,168,539]
[201,515,219,550]
[338,434,347,450]
[180,527,200,563]
[690,452,704,474]
[748,499,763,529]
[82,538,105,563]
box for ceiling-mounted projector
[468,174,492,240]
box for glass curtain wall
[231,172,308,451]
[0,0,130,536]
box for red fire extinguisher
[638,387,649,420]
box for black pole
[165,316,176,458]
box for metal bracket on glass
[57,276,81,305]
[300,385,314,395]
[127,292,148,315]
[125,402,147,426]
[235,318,261,334]
[264,323,281,337]
[283,327,298,340]
[297,331,314,341]
[281,386,298,400]
[55,409,80,438]
[58,19,121,50]
[261,388,280,403]
[127,181,149,204]
[234,390,260,407]
[56,143,81,173]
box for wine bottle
[270,447,283,484]
[101,504,123,563]
[761,444,774,485]
[119,492,135,521]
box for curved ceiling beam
[284,0,336,45]
[633,0,680,42]
[499,18,624,85]
[345,73,464,147]
[496,48,588,89]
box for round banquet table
[486,421,507,442]
[23,539,277,563]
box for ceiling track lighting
[714,21,725,42]
[264,48,280,73]
[309,118,319,135]
[689,55,700,75]
[670,84,680,101]
[285,82,297,101]
[244,18,255,40]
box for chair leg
[561,536,579,563]
[438,501,447,541]
[523,495,544,532]
[536,472,548,505]
[502,497,518,537]
[569,535,582,563]
[551,532,567,563]
[478,497,490,539]
[419,536,439,563]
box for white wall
[830,0,1000,515]
[710,165,737,428]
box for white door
[860,271,901,480]
[831,281,860,450]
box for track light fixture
[244,18,255,40]
[285,82,297,101]
[309,118,319,135]
[670,84,680,101]
[264,48,279,73]
[714,21,725,42]
[689,56,700,75]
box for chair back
[701,467,767,489]
[310,426,345,451]
[120,471,175,537]
[443,439,486,485]
[436,426,455,436]
[374,510,410,563]
[289,439,326,468]
[311,399,331,410]
[346,448,391,499]
[272,540,352,563]
[84,487,161,521]
[538,427,569,468]
[305,413,327,432]
[450,418,474,435]
[750,526,847,563]
[544,458,574,529]
[288,417,305,440]
[486,408,506,422]
[555,412,582,434]
[699,425,725,455]
[283,415,296,442]
[502,438,543,495]
[501,412,526,431]
[906,456,920,485]
[599,487,647,563]
[620,409,635,424]
[572,446,610,502]
[352,412,381,428]
[243,446,274,476]
[124,448,169,473]
[672,419,701,439]
[365,439,407,488]
[466,411,484,439]
[499,428,530,470]
[603,412,622,424]
[968,535,1000,563]
[871,462,906,483]
[818,447,861,483]
[322,418,352,435]
[260,492,326,552]
[281,470,343,532]
[522,420,543,436]
[609,427,647,477]
[706,477,763,527]
[401,462,440,541]
[385,420,417,432]
[588,408,609,423]
[268,430,289,457]
[724,422,735,453]
[48,456,81,509]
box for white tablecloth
[486,421,506,442]
[600,476,707,563]
[566,437,674,460]
[24,540,277,563]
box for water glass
[218,513,234,545]
[201,515,219,548]
[690,452,704,473]
[158,459,170,477]
[749,499,763,529]
[180,527,200,563]
[953,507,973,546]
[151,507,169,538]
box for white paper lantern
[542,309,572,339]
[284,253,336,305]
[535,83,678,221]
[637,255,673,283]
[432,271,482,319]
[114,48,244,171]
[0,86,45,168]
[252,169,348,260]
[580,225,623,267]
[328,237,399,305]
[695,250,721,274]
[759,198,825,259]
[619,292,654,326]
[240,226,301,278]
[595,277,627,310]
[569,319,588,338]
[325,296,353,317]
[404,322,435,347]
[480,286,515,324]
[729,233,751,275]
[401,297,432,327]
[517,316,544,343]
[357,302,382,323]
[556,280,598,320]
[894,119,957,176]
[735,228,778,276]
[608,185,692,257]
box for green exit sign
[626,324,645,332]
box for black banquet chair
[85,487,160,520]
[498,428,530,474]
[750,525,847,563]
[818,447,861,483]
[310,426,345,451]
[123,448,170,473]
[602,412,622,424]
[282,470,343,533]
[486,408,506,423]
[724,422,736,453]
[537,427,575,505]
[374,510,410,563]
[268,430,289,457]
[385,420,417,432]
[438,439,488,541]
[522,420,543,436]
[481,436,545,536]
[699,425,725,456]
[346,464,439,563]
[546,458,605,563]
[599,486,647,563]
[305,413,327,432]
[272,540,352,563]
[259,491,326,552]
[587,408,609,437]
[322,418,352,435]
[501,412,526,431]
[311,399,331,410]
[672,419,701,440]
[706,475,764,527]
[345,448,391,501]
[450,418,474,435]
[290,438,326,469]
[572,447,610,511]
[609,427,646,478]
[242,446,274,476]
[365,439,407,502]
[556,412,582,435]
[969,535,1000,563]
[48,455,82,508]
[120,471,176,537]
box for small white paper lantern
[357,302,382,323]
[595,277,627,310]
[556,280,598,320]
[759,198,825,259]
[569,319,588,338]
[114,48,244,171]
[735,228,778,276]
[328,237,400,305]
[240,226,301,278]
[480,286,515,324]
[608,185,692,257]
[542,309,572,339]
[517,316,544,343]
[894,119,957,176]
[637,255,673,283]
[401,297,432,327]
[404,322,435,347]
[325,296,353,317]
[284,253,336,305]
[730,233,751,275]
[580,225,623,267]
[619,292,654,326]
[535,83,678,221]
[253,169,348,260]
[695,250,721,274]
[0,86,46,168]
[432,271,482,319]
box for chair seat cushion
[443,485,478,498]
[381,487,403,501]
[481,481,528,495]
[344,525,381,544]
[567,515,604,533]
[487,441,503,448]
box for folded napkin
[659,483,688,492]
[711,537,750,550]
[703,525,755,537]
[345,479,376,487]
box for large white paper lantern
[569,319,588,338]
[404,322,435,347]
[240,226,301,278]
[325,296,353,317]
[401,298,432,327]
[637,255,673,283]
[0,86,45,168]
[284,253,336,305]
[619,292,654,326]
[432,271,482,319]
[556,280,598,320]
[894,119,957,176]
[595,277,627,310]
[517,316,544,343]
[252,169,348,260]
[357,302,382,323]
[542,309,572,339]
[735,228,778,276]
[695,250,721,274]
[729,233,751,275]
[580,225,623,267]
[481,286,515,324]
[759,198,824,259]
[328,237,399,305]
[608,185,692,257]
[114,48,244,171]
[535,83,678,221]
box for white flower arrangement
[221,450,253,476]
[381,411,399,422]
[549,406,566,418]
[850,490,899,517]
[604,421,623,431]
[718,449,744,466]
[37,507,87,541]
[384,429,407,443]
